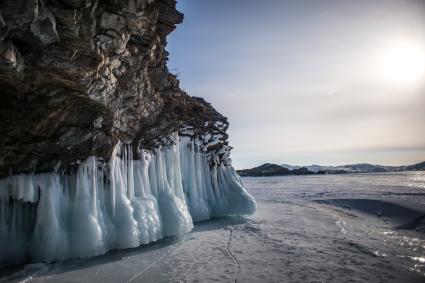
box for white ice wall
[0,134,255,265]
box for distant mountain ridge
[238,161,425,177]
[281,163,399,173]
[281,162,425,173]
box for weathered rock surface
[0,0,229,177]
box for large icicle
[0,134,255,265]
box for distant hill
[280,164,301,170]
[405,161,425,171]
[238,161,425,177]
[238,163,291,177]
[237,163,315,177]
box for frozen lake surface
[2,172,425,282]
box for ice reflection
[408,172,425,189]
[382,230,425,275]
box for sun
[381,41,425,86]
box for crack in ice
[127,237,187,283]
[225,228,240,283]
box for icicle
[127,144,135,201]
[0,132,255,265]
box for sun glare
[382,41,425,86]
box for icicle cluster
[0,134,255,265]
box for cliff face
[0,0,228,177]
[0,0,256,265]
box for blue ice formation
[0,134,255,265]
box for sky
[167,0,425,169]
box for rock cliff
[0,0,229,177]
[0,0,256,265]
